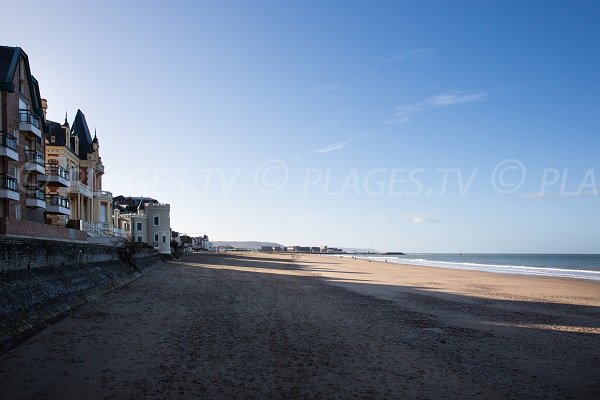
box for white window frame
[154,233,159,242]
[153,215,160,226]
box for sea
[347,253,600,281]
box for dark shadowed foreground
[0,253,598,399]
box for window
[100,204,107,223]
[137,236,143,243]
[136,222,142,231]
[153,215,159,226]
[154,233,159,242]
[162,235,166,243]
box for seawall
[0,238,164,353]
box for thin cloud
[524,191,599,198]
[404,214,442,224]
[316,139,353,154]
[309,84,343,92]
[386,90,489,125]
[385,48,433,63]
[366,214,443,224]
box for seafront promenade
[0,253,598,399]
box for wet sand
[0,252,598,399]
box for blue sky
[3,0,599,252]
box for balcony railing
[46,164,70,180]
[46,194,70,209]
[68,181,93,198]
[94,190,113,200]
[0,132,17,151]
[25,150,45,166]
[19,109,41,130]
[26,186,45,200]
[0,174,18,191]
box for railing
[46,164,70,180]
[69,181,93,198]
[0,132,17,151]
[26,186,45,200]
[25,150,44,166]
[46,194,70,209]
[94,190,112,200]
[80,220,126,238]
[19,109,41,129]
[0,174,18,191]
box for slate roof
[113,195,159,213]
[0,46,44,121]
[71,109,94,160]
[45,120,67,146]
[0,47,18,88]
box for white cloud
[404,214,441,224]
[309,84,343,92]
[366,214,442,224]
[316,139,352,154]
[386,90,489,125]
[385,48,433,63]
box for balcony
[0,174,19,201]
[0,132,18,161]
[25,186,46,208]
[94,190,113,201]
[39,164,70,187]
[24,150,45,174]
[46,194,70,215]
[67,180,93,198]
[19,109,42,138]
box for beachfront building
[0,46,48,223]
[43,103,119,237]
[114,196,171,254]
[0,46,85,240]
[199,235,213,251]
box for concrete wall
[0,218,87,245]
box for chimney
[41,98,48,119]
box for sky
[2,0,599,252]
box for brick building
[0,46,84,241]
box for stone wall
[0,235,110,273]
[0,238,164,352]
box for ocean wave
[349,256,600,281]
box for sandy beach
[0,252,598,399]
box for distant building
[197,235,213,251]
[261,246,273,252]
[114,196,171,254]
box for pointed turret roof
[71,109,94,160]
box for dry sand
[0,252,598,399]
